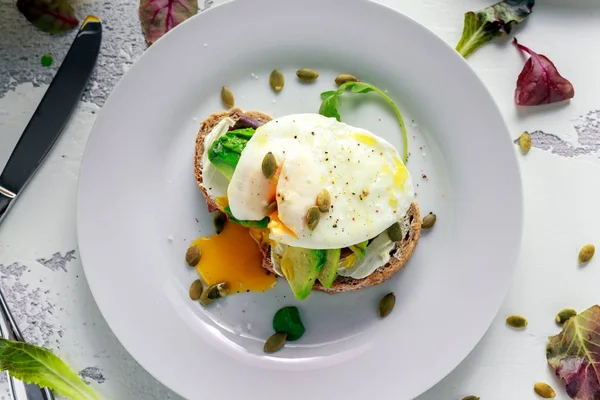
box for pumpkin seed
[221,86,235,108]
[316,189,331,212]
[264,332,287,354]
[306,206,321,231]
[189,279,204,300]
[200,282,228,306]
[296,68,319,82]
[269,69,284,92]
[262,152,277,179]
[578,244,595,264]
[387,222,402,242]
[214,211,227,234]
[265,200,278,216]
[335,74,360,85]
[461,396,480,400]
[185,245,201,266]
[555,308,577,325]
[422,213,436,229]
[519,131,532,153]
[378,292,396,318]
[534,382,556,398]
[506,314,528,329]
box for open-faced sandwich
[192,107,421,300]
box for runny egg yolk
[192,222,277,293]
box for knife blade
[0,15,102,224]
[0,16,102,400]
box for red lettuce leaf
[547,305,600,400]
[17,0,79,34]
[139,0,198,45]
[513,38,575,106]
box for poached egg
[226,113,414,249]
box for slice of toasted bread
[194,109,421,294]
[194,108,274,212]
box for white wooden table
[1,0,599,398]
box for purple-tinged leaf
[17,0,79,34]
[547,305,600,400]
[513,38,575,106]
[139,0,198,45]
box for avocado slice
[207,128,255,180]
[281,246,326,300]
[317,249,341,289]
[349,240,369,259]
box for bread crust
[194,109,421,293]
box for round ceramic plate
[77,0,523,398]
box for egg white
[227,113,414,249]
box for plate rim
[77,0,524,398]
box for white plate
[77,0,523,398]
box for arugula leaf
[0,339,100,400]
[318,82,408,164]
[139,0,198,45]
[456,0,535,58]
[273,306,305,341]
[17,0,79,33]
[547,305,600,400]
[349,82,374,94]
[318,92,341,121]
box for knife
[0,16,102,399]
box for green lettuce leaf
[547,305,600,399]
[208,128,255,181]
[456,0,535,58]
[139,0,198,45]
[0,339,100,400]
[17,0,79,33]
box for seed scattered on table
[506,314,528,329]
[534,382,556,398]
[518,131,532,153]
[578,244,595,264]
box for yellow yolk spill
[215,196,229,209]
[352,132,377,146]
[268,211,298,239]
[193,222,277,293]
